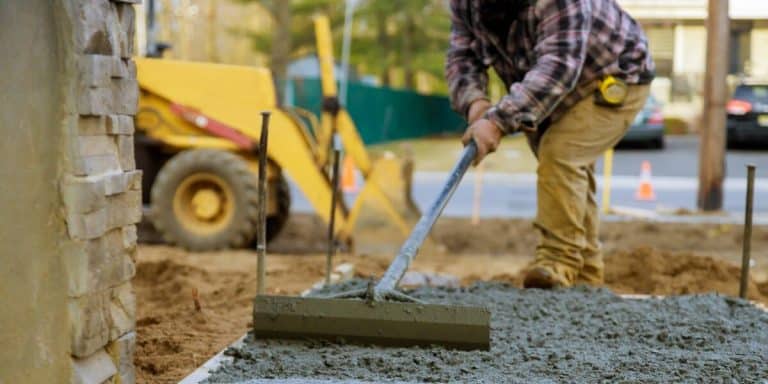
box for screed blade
[253,296,490,350]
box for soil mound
[604,247,768,302]
[483,247,768,304]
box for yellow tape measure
[597,76,628,107]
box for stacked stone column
[62,1,141,383]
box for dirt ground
[134,215,768,384]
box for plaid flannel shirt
[446,0,655,133]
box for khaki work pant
[526,85,650,276]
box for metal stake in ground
[326,134,342,285]
[256,111,271,296]
[740,164,756,299]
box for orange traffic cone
[635,160,656,201]
[341,156,358,193]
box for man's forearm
[446,50,489,119]
[467,99,492,124]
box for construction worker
[446,0,654,288]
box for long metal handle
[374,141,478,294]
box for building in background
[619,0,768,104]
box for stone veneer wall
[62,1,142,383]
[0,1,141,383]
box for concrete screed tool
[253,141,490,350]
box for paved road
[407,172,768,220]
[606,135,768,178]
[290,136,768,222]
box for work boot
[523,260,579,289]
[576,255,604,285]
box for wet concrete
[207,280,768,383]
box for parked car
[619,95,666,149]
[727,81,768,148]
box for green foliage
[229,0,344,71]
[355,0,450,82]
[229,0,452,90]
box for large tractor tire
[150,149,289,251]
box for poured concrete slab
[203,281,768,383]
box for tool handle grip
[374,141,477,294]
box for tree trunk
[376,9,390,87]
[402,13,415,90]
[271,0,292,82]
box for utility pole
[270,1,292,83]
[270,0,292,103]
[698,0,729,211]
[340,0,362,107]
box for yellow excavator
[134,16,419,252]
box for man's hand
[467,99,492,123]
[461,118,504,165]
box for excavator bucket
[369,151,420,222]
[342,153,432,255]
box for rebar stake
[326,134,342,286]
[256,111,271,296]
[739,164,756,299]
